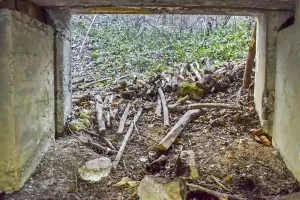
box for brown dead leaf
[111,100,122,107]
[260,135,271,146]
[227,151,236,158]
[250,128,262,135]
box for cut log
[187,183,244,200]
[157,109,202,151]
[158,88,170,126]
[243,21,257,89]
[95,95,106,136]
[112,107,143,170]
[155,94,162,117]
[168,103,241,112]
[117,103,131,134]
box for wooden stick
[211,175,232,192]
[112,107,143,170]
[157,109,202,151]
[168,103,241,112]
[106,111,112,128]
[79,15,97,53]
[83,129,116,150]
[187,183,244,200]
[155,94,162,117]
[83,77,111,88]
[243,21,257,89]
[190,62,202,81]
[102,136,117,151]
[95,95,106,136]
[117,103,131,134]
[158,88,170,126]
[82,140,117,155]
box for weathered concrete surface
[254,11,292,135]
[0,9,54,192]
[47,9,72,135]
[272,1,300,181]
[31,0,295,11]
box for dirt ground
[7,57,300,200]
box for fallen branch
[187,183,244,200]
[83,129,116,150]
[117,103,131,134]
[211,175,232,192]
[155,94,162,117]
[157,109,202,151]
[95,95,106,136]
[84,77,111,88]
[168,103,241,112]
[112,107,143,170]
[82,140,117,155]
[158,88,170,126]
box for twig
[83,77,111,88]
[211,175,232,192]
[83,129,116,150]
[168,103,241,112]
[79,15,97,53]
[112,107,143,170]
[82,140,117,155]
[158,88,170,126]
[187,183,243,200]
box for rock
[178,82,203,101]
[78,157,112,182]
[138,175,187,200]
[175,150,199,180]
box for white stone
[78,157,112,182]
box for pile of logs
[71,60,243,170]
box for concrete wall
[273,2,300,181]
[254,11,292,135]
[47,9,72,135]
[0,9,54,192]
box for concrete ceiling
[31,0,295,11]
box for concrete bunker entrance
[1,0,300,199]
